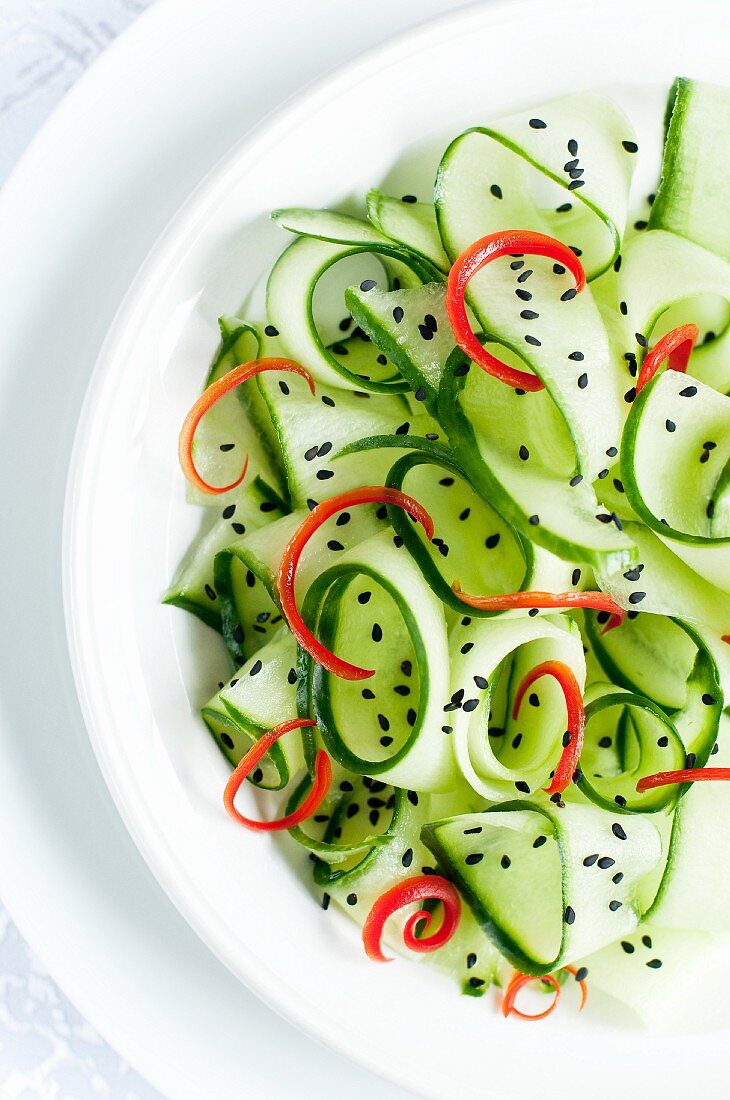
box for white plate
[30,0,730,1096]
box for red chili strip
[362,875,461,963]
[564,965,589,1011]
[512,660,585,796]
[502,965,587,1021]
[223,718,330,832]
[179,358,315,494]
[722,635,730,645]
[637,768,730,793]
[446,230,585,391]
[635,324,699,395]
[277,487,434,681]
[452,581,626,628]
[502,971,562,1021]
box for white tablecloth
[1,6,161,1094]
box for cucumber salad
[166,77,730,1026]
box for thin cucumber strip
[164,478,286,632]
[621,369,730,590]
[583,607,698,712]
[576,923,728,1028]
[202,630,304,790]
[594,520,730,698]
[650,78,730,263]
[439,350,637,571]
[300,529,457,792]
[648,714,730,933]
[365,189,450,274]
[422,800,662,975]
[268,209,438,392]
[616,229,730,393]
[286,769,394,865]
[447,613,586,802]
[435,93,636,281]
[252,366,423,510]
[214,505,387,665]
[577,684,685,814]
[345,282,454,412]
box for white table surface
[0,1,454,1097]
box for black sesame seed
[322,395,335,407]
[461,642,474,655]
[406,708,417,727]
[608,900,622,911]
[327,540,344,552]
[402,848,414,868]
[520,309,539,320]
[598,856,616,869]
[533,835,547,848]
[490,184,503,199]
[628,591,646,604]
[529,118,547,129]
[702,693,716,706]
[583,854,599,867]
[393,306,404,323]
[474,675,488,690]
[524,334,541,346]
[501,855,511,869]
[561,288,577,302]
[665,419,676,433]
[249,660,262,677]
[519,444,530,461]
[572,568,581,585]
[621,941,635,954]
[517,269,533,283]
[647,958,663,969]
[515,781,530,793]
[515,289,532,302]
[346,893,358,906]
[204,584,216,601]
[360,279,376,292]
[529,514,540,526]
[316,469,334,480]
[612,823,627,840]
[577,374,588,389]
[512,733,523,749]
[634,220,648,231]
[570,475,583,486]
[465,853,484,866]
[380,736,393,747]
[553,263,566,275]
[453,362,470,377]
[568,180,585,190]
[408,790,419,806]
[485,533,501,549]
[528,608,539,617]
[564,906,576,925]
[371,623,383,642]
[612,872,624,884]
[357,591,372,605]
[418,324,434,341]
[377,713,390,732]
[598,736,613,748]
[414,386,427,402]
[622,140,638,153]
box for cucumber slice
[164,478,286,631]
[345,282,454,411]
[202,630,305,789]
[621,370,730,590]
[268,210,437,393]
[435,93,636,281]
[577,684,685,814]
[577,923,729,1028]
[583,606,697,712]
[439,351,637,571]
[446,614,586,801]
[214,505,387,665]
[594,521,730,698]
[650,78,730,263]
[365,189,450,274]
[615,229,730,394]
[422,800,662,974]
[251,366,421,509]
[300,529,456,792]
